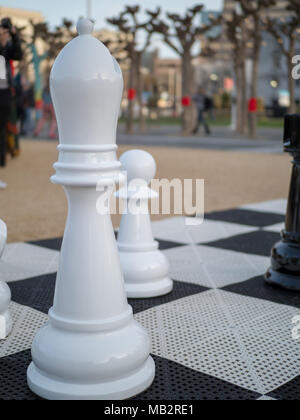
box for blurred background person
[0,17,23,167]
[193,87,211,136]
[20,81,35,136]
[205,95,215,121]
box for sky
[0,0,223,56]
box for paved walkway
[117,125,283,153]
[0,139,290,243]
[30,124,283,153]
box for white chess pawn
[27,18,155,400]
[117,150,173,298]
[0,219,12,340]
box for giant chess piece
[117,150,173,298]
[0,220,12,339]
[27,19,155,400]
[266,114,300,292]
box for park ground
[0,125,290,243]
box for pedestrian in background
[0,18,23,167]
[21,81,35,135]
[192,87,211,136]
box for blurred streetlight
[210,73,219,82]
[270,80,278,88]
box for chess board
[1,198,299,401]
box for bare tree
[48,19,77,59]
[238,0,276,137]
[99,31,129,65]
[264,0,300,113]
[107,6,154,134]
[224,9,249,134]
[148,5,221,135]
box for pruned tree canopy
[263,0,300,57]
[107,5,155,57]
[147,4,222,57]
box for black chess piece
[265,114,300,291]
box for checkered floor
[0,199,299,400]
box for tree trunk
[181,51,195,136]
[236,62,243,134]
[136,53,146,133]
[127,56,135,135]
[249,55,259,138]
[249,21,261,138]
[235,58,247,135]
[241,59,247,134]
[233,27,248,137]
[288,40,296,114]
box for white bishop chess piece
[0,220,12,340]
[27,18,155,400]
[117,150,173,298]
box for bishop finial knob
[77,18,94,35]
[120,150,157,185]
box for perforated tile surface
[0,302,48,358]
[163,245,270,288]
[240,199,287,215]
[152,217,256,245]
[0,199,299,400]
[0,243,59,283]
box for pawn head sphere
[120,150,157,185]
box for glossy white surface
[0,220,12,340]
[50,19,123,148]
[117,150,173,298]
[120,149,157,185]
[27,19,154,400]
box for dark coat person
[0,18,23,166]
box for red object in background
[224,77,234,92]
[248,97,257,113]
[9,60,15,77]
[35,99,43,110]
[128,88,136,101]
[182,96,191,107]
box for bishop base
[27,358,154,401]
[27,315,155,400]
